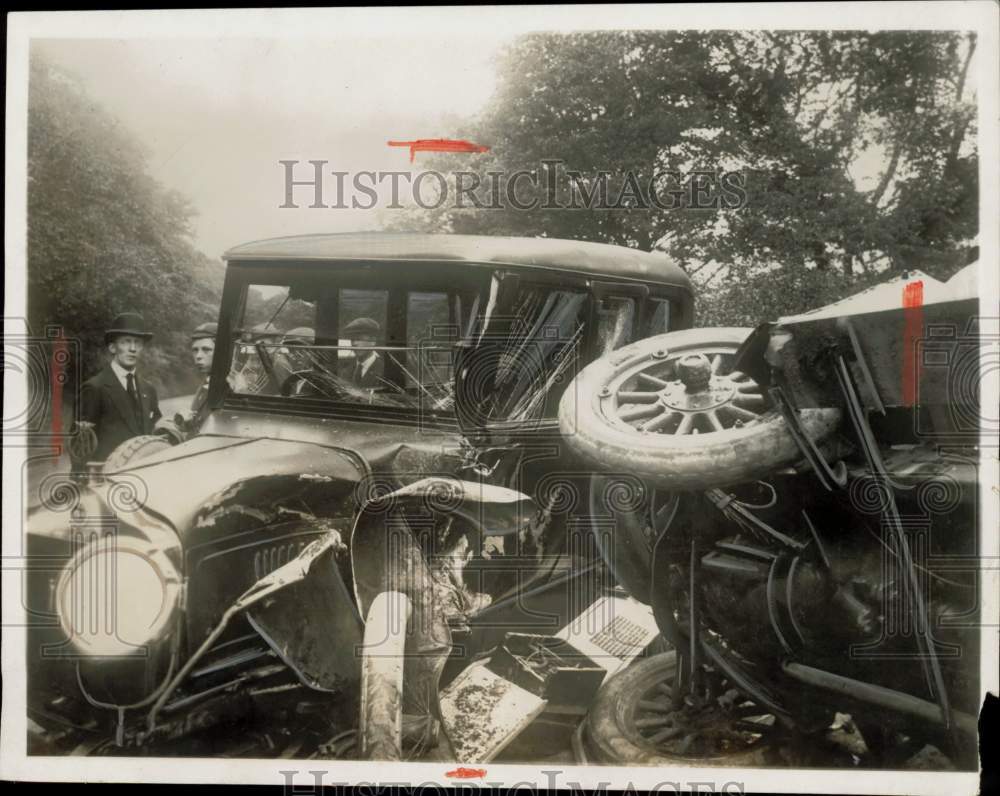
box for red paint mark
[388,138,490,163]
[445,768,487,779]
[50,329,67,455]
[901,280,924,407]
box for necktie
[126,372,142,425]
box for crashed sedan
[25,232,694,757]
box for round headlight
[57,538,181,657]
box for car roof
[223,232,692,290]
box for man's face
[353,333,377,350]
[191,337,215,375]
[108,335,144,369]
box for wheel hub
[660,376,736,412]
[675,353,713,390]
[607,344,768,436]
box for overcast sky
[34,37,509,259]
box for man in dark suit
[343,317,384,389]
[76,312,162,462]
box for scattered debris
[486,633,604,708]
[439,663,546,762]
[556,592,660,682]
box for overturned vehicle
[560,263,983,768]
[26,233,694,757]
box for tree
[386,31,978,324]
[27,53,224,399]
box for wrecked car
[25,232,694,757]
[560,263,983,768]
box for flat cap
[190,322,218,341]
[343,317,380,336]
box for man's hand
[67,420,98,464]
[227,371,250,393]
[153,417,186,445]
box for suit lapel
[103,365,140,434]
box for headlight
[57,537,181,657]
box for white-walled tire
[559,328,840,490]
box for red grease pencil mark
[50,329,67,455]
[445,768,487,779]
[901,280,924,407]
[388,138,490,163]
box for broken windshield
[457,280,588,425]
[228,277,470,412]
[224,268,593,423]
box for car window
[241,285,317,333]
[407,291,458,394]
[227,279,460,412]
[464,283,587,424]
[339,289,388,337]
[645,298,671,336]
[230,285,320,396]
[596,295,636,356]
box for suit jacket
[341,352,384,390]
[77,364,162,461]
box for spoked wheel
[582,652,779,766]
[560,328,840,489]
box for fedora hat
[105,312,153,345]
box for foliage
[27,53,224,399]
[386,31,978,325]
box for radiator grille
[252,539,311,580]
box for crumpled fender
[147,529,353,732]
[246,523,361,693]
[351,477,537,616]
[350,477,536,732]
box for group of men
[75,313,218,462]
[76,311,383,463]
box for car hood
[198,409,467,478]
[103,434,366,534]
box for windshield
[228,274,472,412]
[458,280,588,425]
[222,266,670,424]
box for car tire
[103,435,173,473]
[559,328,840,490]
[582,652,776,767]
